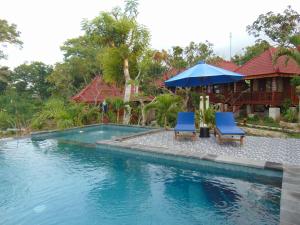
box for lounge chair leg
[240,136,244,146]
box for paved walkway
[123,131,300,166]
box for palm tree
[145,94,182,129]
[110,98,125,123]
[273,35,300,122]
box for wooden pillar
[271,77,277,106]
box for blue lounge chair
[214,112,245,145]
[174,112,196,140]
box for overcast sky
[0,0,299,68]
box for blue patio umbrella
[165,61,243,87]
[165,61,244,126]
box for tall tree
[232,40,270,65]
[273,35,300,65]
[273,34,300,121]
[0,19,22,59]
[48,35,103,97]
[184,41,215,66]
[11,62,53,99]
[247,6,300,45]
[82,1,150,123]
[168,46,187,69]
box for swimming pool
[0,126,282,225]
[31,124,151,143]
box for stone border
[30,123,158,138]
[0,135,31,142]
[96,139,275,170]
[280,165,300,225]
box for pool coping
[95,130,300,225]
[30,123,159,137]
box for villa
[209,48,300,119]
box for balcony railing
[209,91,297,106]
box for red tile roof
[155,68,185,87]
[213,60,239,72]
[235,47,300,78]
[72,76,124,104]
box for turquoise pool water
[32,125,151,143]
[0,127,282,225]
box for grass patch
[287,133,300,139]
[238,115,280,128]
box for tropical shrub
[31,98,100,130]
[283,108,298,123]
[107,98,125,123]
[0,111,16,130]
[145,94,182,129]
[282,98,292,114]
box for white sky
[0,0,299,68]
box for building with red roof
[214,60,239,72]
[209,48,300,118]
[72,76,138,104]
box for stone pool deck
[96,130,300,225]
[121,131,300,166]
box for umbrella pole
[199,86,206,127]
[203,87,206,126]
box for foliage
[107,97,125,123]
[232,40,270,65]
[0,89,42,129]
[203,106,216,128]
[0,19,23,59]
[107,111,117,123]
[291,76,300,86]
[31,98,100,130]
[81,5,150,98]
[145,94,182,128]
[0,111,15,129]
[283,108,298,123]
[139,49,167,96]
[282,98,292,114]
[290,76,300,96]
[11,62,54,99]
[262,117,279,127]
[273,35,300,70]
[167,41,216,69]
[190,91,200,110]
[246,115,280,127]
[246,6,300,45]
[48,35,103,98]
[184,41,214,67]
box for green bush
[31,98,101,130]
[262,117,279,127]
[247,115,259,123]
[0,111,15,129]
[282,98,292,114]
[284,108,298,123]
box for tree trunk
[139,100,146,126]
[117,110,120,123]
[123,58,132,124]
[164,116,167,129]
[183,88,190,110]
